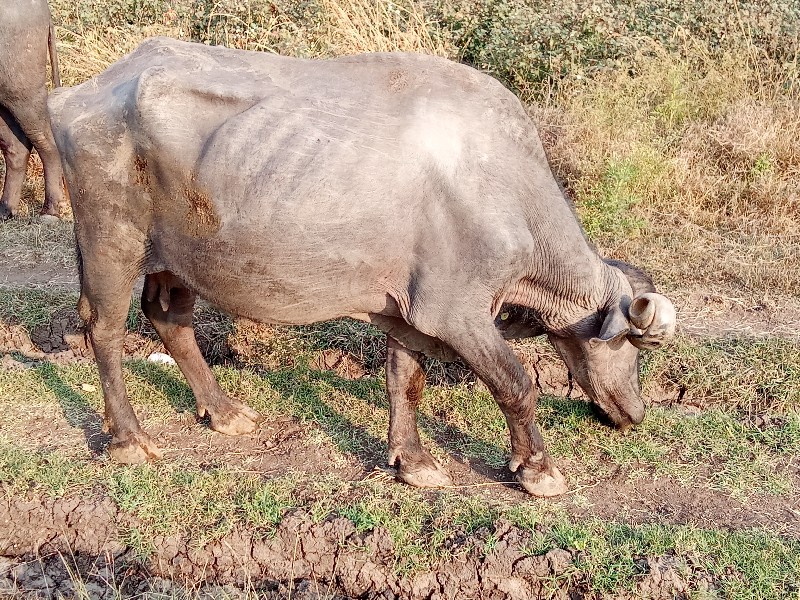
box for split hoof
[108,431,162,464]
[39,213,61,225]
[397,462,453,488]
[516,465,568,498]
[389,447,453,488]
[201,401,262,436]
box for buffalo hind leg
[386,336,452,488]
[440,318,567,497]
[0,106,32,220]
[141,272,261,435]
[80,279,162,463]
[6,90,65,217]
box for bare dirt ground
[2,225,799,598]
[670,289,800,341]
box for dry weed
[319,0,451,56]
[534,44,800,296]
[56,24,181,86]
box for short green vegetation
[3,346,797,501]
[644,337,800,413]
[1,436,798,596]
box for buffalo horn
[627,293,676,350]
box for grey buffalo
[0,0,66,219]
[48,38,676,497]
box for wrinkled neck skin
[503,257,630,334]
[500,255,647,430]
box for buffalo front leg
[386,336,452,488]
[0,106,32,220]
[141,272,261,435]
[81,285,162,463]
[441,319,567,497]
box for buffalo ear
[592,305,630,345]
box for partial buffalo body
[49,38,675,497]
[0,0,65,219]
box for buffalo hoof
[0,205,12,221]
[200,401,261,436]
[108,431,163,464]
[388,447,453,488]
[397,462,453,488]
[516,465,568,497]
[39,213,61,225]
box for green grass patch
[339,483,433,573]
[0,288,77,329]
[0,438,100,497]
[643,336,800,413]
[576,156,652,240]
[108,464,299,547]
[540,517,799,598]
[1,354,797,500]
[239,478,298,534]
[420,382,799,498]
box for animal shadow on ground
[270,365,519,485]
[122,358,518,484]
[126,359,390,470]
[36,361,109,454]
[125,359,196,413]
[415,408,513,486]
[30,343,592,488]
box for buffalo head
[497,260,676,430]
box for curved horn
[627,293,676,350]
[628,292,664,329]
[629,294,657,330]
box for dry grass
[319,0,452,56]
[0,216,76,281]
[533,44,800,298]
[50,0,450,84]
[56,24,181,87]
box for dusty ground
[2,221,799,598]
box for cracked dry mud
[0,496,713,599]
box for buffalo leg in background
[0,106,32,219]
[6,90,65,216]
[141,272,261,436]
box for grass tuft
[642,336,800,413]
